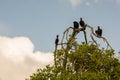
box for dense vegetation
[26,20,120,80]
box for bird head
[98,26,100,29]
[56,35,59,38]
[73,21,79,27]
[80,18,82,20]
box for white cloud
[0,36,53,80]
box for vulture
[95,26,102,36]
[79,18,86,30]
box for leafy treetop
[26,18,120,80]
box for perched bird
[95,26,102,36]
[73,21,79,29]
[55,35,59,49]
[79,18,86,30]
[73,21,79,36]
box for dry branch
[86,24,113,49]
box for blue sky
[0,0,120,52]
[0,0,120,79]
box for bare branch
[61,27,73,48]
[83,30,88,44]
[86,24,113,49]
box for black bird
[73,21,79,29]
[79,18,86,30]
[95,26,102,36]
[55,35,59,49]
[73,21,79,36]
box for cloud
[70,0,99,7]
[0,36,53,80]
[70,0,81,7]
[69,0,120,7]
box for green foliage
[26,19,120,80]
[27,42,120,80]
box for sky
[0,0,120,80]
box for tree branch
[86,24,113,49]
